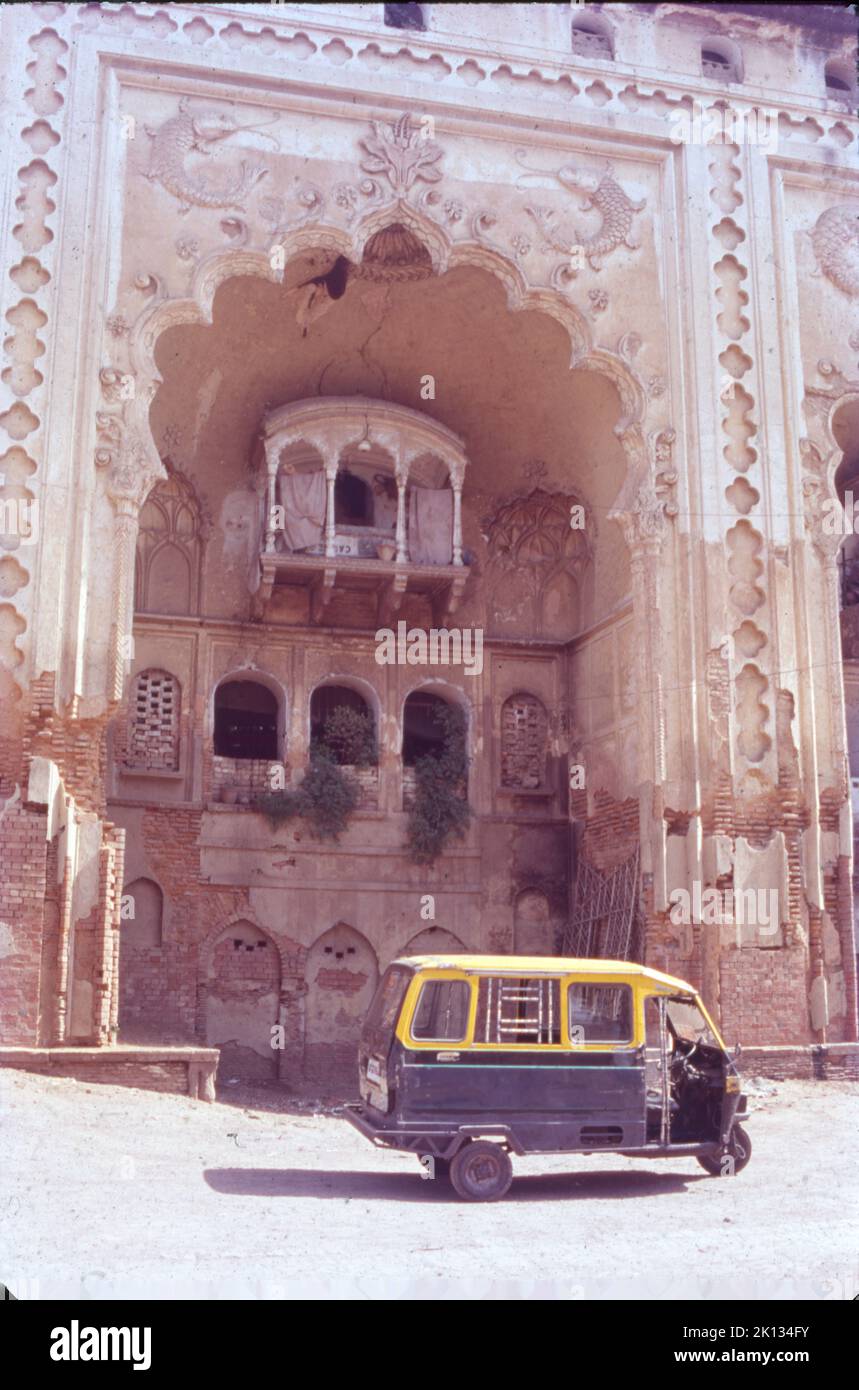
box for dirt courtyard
[1,1069,857,1300]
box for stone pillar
[108,494,139,703]
[395,466,408,563]
[452,482,463,566]
[264,444,279,552]
[104,430,159,704]
[324,458,338,558]
[449,461,464,566]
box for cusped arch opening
[144,245,647,635]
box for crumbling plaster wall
[0,1,857,1056]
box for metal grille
[562,846,642,963]
[476,976,560,1044]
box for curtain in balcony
[408,486,452,565]
[279,469,326,551]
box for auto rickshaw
[343,955,751,1201]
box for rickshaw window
[364,966,412,1036]
[411,979,471,1042]
[567,983,633,1044]
[665,997,719,1049]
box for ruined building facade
[1,2,858,1089]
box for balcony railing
[254,396,472,624]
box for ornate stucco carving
[810,204,859,298]
[358,113,443,196]
[482,486,593,638]
[143,98,275,214]
[800,436,847,563]
[518,156,645,272]
[608,423,677,550]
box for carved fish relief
[517,153,645,271]
[144,99,276,214]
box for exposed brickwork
[572,790,639,870]
[212,755,281,801]
[315,967,369,994]
[211,930,280,985]
[719,946,812,1047]
[739,1044,859,1080]
[23,670,111,816]
[0,1046,219,1098]
[120,944,167,1036]
[0,802,48,1044]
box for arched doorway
[403,925,467,956]
[304,923,378,1091]
[202,921,281,1080]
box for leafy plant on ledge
[251,705,374,838]
[316,705,378,768]
[406,704,472,865]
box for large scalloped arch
[128,216,648,434]
[122,214,656,575]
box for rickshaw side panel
[393,1042,648,1151]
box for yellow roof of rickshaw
[391,955,697,993]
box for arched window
[121,877,163,948]
[500,693,549,790]
[310,684,377,765]
[384,3,424,31]
[402,690,451,765]
[701,40,741,84]
[214,681,278,760]
[335,472,373,527]
[126,669,180,771]
[571,15,613,61]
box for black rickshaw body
[345,956,749,1170]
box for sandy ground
[1,1068,857,1300]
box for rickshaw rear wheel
[449,1140,513,1201]
[696,1124,752,1176]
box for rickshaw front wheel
[449,1140,513,1201]
[696,1123,752,1176]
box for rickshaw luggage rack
[562,845,642,962]
[482,976,557,1045]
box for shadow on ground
[204,1166,705,1202]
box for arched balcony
[255,397,470,624]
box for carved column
[108,488,141,703]
[609,440,681,991]
[802,458,858,1041]
[323,457,338,558]
[264,442,279,552]
[450,462,464,566]
[395,463,409,563]
[96,364,165,704]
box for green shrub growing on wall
[315,705,377,766]
[252,745,359,841]
[252,704,374,838]
[406,703,472,864]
